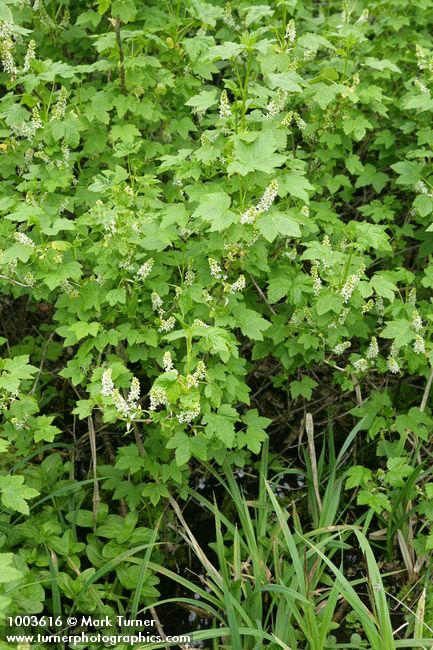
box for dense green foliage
[2,0,433,647]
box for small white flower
[194,361,206,380]
[366,337,379,359]
[354,358,368,372]
[357,8,369,23]
[341,275,359,303]
[240,206,259,225]
[219,90,231,119]
[101,368,114,396]
[112,389,130,417]
[241,180,278,225]
[149,386,168,411]
[23,39,35,73]
[14,231,34,247]
[408,288,417,305]
[415,180,429,194]
[333,341,351,355]
[229,275,246,293]
[151,292,163,311]
[285,19,296,46]
[362,299,374,314]
[412,309,423,333]
[186,374,199,389]
[387,356,400,374]
[128,377,140,405]
[136,258,154,281]
[257,180,279,213]
[209,258,224,279]
[294,113,306,131]
[177,402,201,424]
[158,316,175,333]
[375,296,385,315]
[24,272,36,287]
[414,335,425,354]
[184,264,195,286]
[162,351,174,372]
[53,87,68,120]
[313,276,322,296]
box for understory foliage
[1,0,433,647]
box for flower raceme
[100,369,141,425]
[240,179,279,225]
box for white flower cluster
[339,307,349,325]
[136,258,154,281]
[101,369,141,420]
[158,316,175,332]
[353,358,368,372]
[416,44,433,74]
[282,111,306,131]
[151,292,163,312]
[311,262,322,296]
[366,336,379,359]
[202,289,212,304]
[415,180,433,196]
[0,22,17,76]
[229,275,246,294]
[35,149,50,164]
[177,402,201,424]
[414,335,425,354]
[333,341,351,355]
[240,179,279,225]
[303,49,315,61]
[415,79,430,95]
[265,90,288,119]
[357,9,369,23]
[14,231,35,247]
[412,309,423,332]
[362,299,374,314]
[53,87,68,120]
[186,361,206,388]
[162,351,176,372]
[285,19,296,46]
[10,106,44,139]
[149,386,168,411]
[349,73,360,93]
[223,3,239,30]
[300,205,309,218]
[341,267,364,304]
[61,280,79,297]
[23,39,35,73]
[184,264,195,286]
[387,356,400,374]
[129,377,140,403]
[219,90,231,119]
[209,258,224,279]
[375,296,385,318]
[101,368,114,396]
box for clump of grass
[139,428,433,649]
